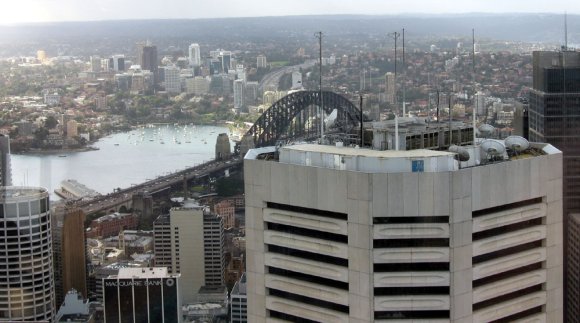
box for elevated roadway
[76,157,242,215]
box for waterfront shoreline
[15,145,100,156]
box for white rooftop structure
[115,267,171,279]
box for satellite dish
[505,136,529,152]
[449,145,470,161]
[478,124,495,138]
[480,139,505,157]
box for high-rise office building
[385,72,396,105]
[112,55,125,71]
[0,134,11,186]
[153,202,225,304]
[163,65,182,93]
[0,187,55,321]
[137,42,158,82]
[257,54,267,68]
[52,205,87,307]
[234,79,245,111]
[103,267,180,323]
[529,50,580,322]
[188,43,201,67]
[475,91,486,116]
[90,56,101,73]
[245,141,563,322]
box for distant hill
[0,14,576,47]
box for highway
[75,157,242,215]
[258,59,316,93]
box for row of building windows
[267,266,349,290]
[268,288,349,314]
[0,198,49,219]
[267,244,348,267]
[266,202,348,221]
[373,216,449,224]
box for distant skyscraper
[153,202,225,304]
[137,42,158,81]
[385,72,396,105]
[163,65,182,93]
[112,55,125,71]
[103,267,180,323]
[221,51,232,73]
[0,187,55,321]
[52,205,87,307]
[245,141,563,322]
[0,134,11,186]
[529,50,580,322]
[188,43,201,67]
[257,54,267,68]
[236,64,246,83]
[475,92,486,116]
[90,55,101,73]
[234,79,245,111]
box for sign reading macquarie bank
[104,278,176,287]
[103,268,180,323]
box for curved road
[258,59,317,93]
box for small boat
[59,155,67,157]
[114,143,119,146]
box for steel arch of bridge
[244,90,364,148]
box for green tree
[44,116,58,129]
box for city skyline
[0,0,578,25]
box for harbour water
[11,124,232,199]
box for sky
[0,0,577,24]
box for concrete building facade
[153,202,225,304]
[244,143,563,322]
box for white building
[0,187,56,321]
[475,92,486,116]
[257,55,267,68]
[153,202,225,305]
[188,43,201,67]
[230,273,247,323]
[236,64,246,83]
[244,141,563,322]
[164,65,182,93]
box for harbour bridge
[77,90,365,215]
[237,90,367,153]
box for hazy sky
[0,0,577,24]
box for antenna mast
[315,31,324,141]
[388,31,401,116]
[402,28,406,117]
[565,12,568,51]
[472,28,477,145]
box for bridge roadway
[75,156,242,215]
